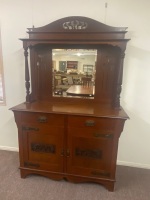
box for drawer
[68,116,116,131]
[21,112,64,126]
[21,124,64,134]
[68,127,115,138]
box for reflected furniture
[66,85,95,97]
[81,77,93,87]
[53,72,94,94]
[11,16,129,191]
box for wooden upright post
[24,47,30,103]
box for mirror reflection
[52,49,97,99]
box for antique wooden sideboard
[11,16,129,191]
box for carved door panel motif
[67,128,114,178]
[22,124,64,172]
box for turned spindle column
[24,47,30,103]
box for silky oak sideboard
[11,16,129,191]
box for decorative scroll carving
[63,20,88,30]
[24,161,40,168]
[24,47,30,103]
[75,148,102,159]
[91,171,110,177]
[31,143,55,154]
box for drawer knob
[85,120,95,126]
[66,149,70,157]
[38,116,47,123]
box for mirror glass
[52,49,97,99]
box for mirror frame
[20,16,129,107]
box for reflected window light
[77,53,82,56]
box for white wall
[0,0,150,168]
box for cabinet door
[21,124,64,172]
[67,127,115,179]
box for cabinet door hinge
[22,126,39,131]
[24,161,40,168]
[94,133,113,139]
[91,171,110,177]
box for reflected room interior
[52,49,97,99]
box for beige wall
[0,30,2,74]
[0,0,150,168]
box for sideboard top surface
[10,101,128,119]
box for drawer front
[21,112,64,126]
[68,127,114,139]
[21,124,63,134]
[68,115,116,131]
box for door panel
[67,128,114,178]
[22,124,64,172]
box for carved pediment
[27,16,127,33]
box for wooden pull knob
[85,120,95,126]
[38,116,47,123]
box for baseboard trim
[117,160,150,170]
[0,146,19,152]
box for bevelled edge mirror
[52,49,97,99]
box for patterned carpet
[0,150,150,200]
